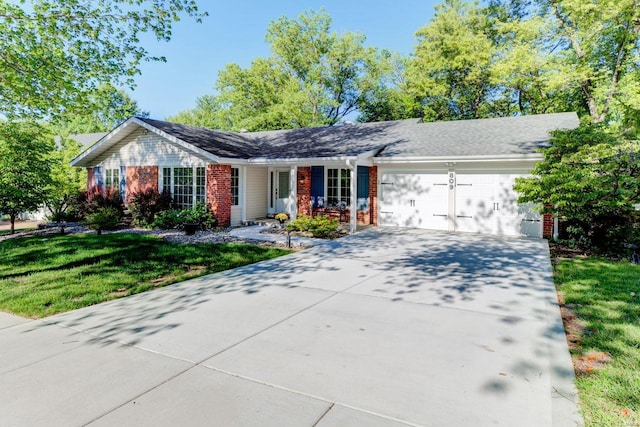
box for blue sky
[133,1,440,119]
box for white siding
[245,167,268,221]
[94,128,207,168]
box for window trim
[231,167,239,206]
[160,166,206,208]
[325,167,351,207]
[105,168,119,189]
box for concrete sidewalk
[0,229,582,426]
[229,225,326,247]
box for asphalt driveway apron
[0,228,581,426]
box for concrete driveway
[0,228,581,426]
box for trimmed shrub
[128,189,172,227]
[151,209,182,229]
[82,186,125,218]
[83,206,122,235]
[286,215,339,238]
[151,203,217,230]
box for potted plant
[180,209,201,236]
[275,212,289,226]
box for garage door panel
[380,170,542,238]
[379,172,448,231]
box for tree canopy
[0,0,206,118]
[168,9,384,131]
[53,84,148,135]
[0,121,53,233]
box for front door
[274,169,291,213]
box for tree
[0,0,206,118]
[171,9,382,132]
[406,0,500,121]
[165,95,222,130]
[489,0,640,125]
[356,51,422,123]
[0,122,53,234]
[45,135,85,222]
[54,84,148,135]
[514,125,640,250]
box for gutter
[373,153,544,164]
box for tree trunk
[10,213,16,235]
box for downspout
[346,159,357,234]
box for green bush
[83,206,122,235]
[82,186,125,218]
[286,215,339,238]
[151,209,182,229]
[151,203,217,230]
[128,189,172,227]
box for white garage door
[455,173,542,237]
[379,170,542,238]
[379,172,449,230]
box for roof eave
[373,153,545,164]
[247,155,359,166]
[70,117,223,167]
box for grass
[0,227,37,236]
[0,233,291,318]
[554,257,640,426]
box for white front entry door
[274,169,291,214]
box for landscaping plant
[83,206,121,235]
[286,215,339,238]
[128,188,172,227]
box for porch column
[206,164,232,227]
[289,165,298,220]
[349,162,357,233]
[297,167,312,217]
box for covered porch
[240,161,379,233]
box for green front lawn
[0,233,290,318]
[554,257,640,426]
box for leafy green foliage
[515,125,640,251]
[53,84,148,134]
[44,135,85,222]
[151,204,217,230]
[406,0,498,120]
[128,189,172,228]
[554,257,640,426]
[168,9,383,131]
[82,187,125,219]
[0,0,206,118]
[83,206,122,235]
[0,233,290,317]
[0,121,53,233]
[286,215,339,238]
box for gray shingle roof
[138,117,259,159]
[136,113,580,160]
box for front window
[231,167,239,206]
[105,168,119,189]
[161,166,206,209]
[327,168,351,206]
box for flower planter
[184,223,199,235]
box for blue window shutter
[94,166,104,191]
[311,166,324,207]
[357,166,369,210]
[120,166,126,200]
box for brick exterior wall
[125,166,158,204]
[297,167,311,217]
[369,166,378,226]
[207,164,232,227]
[87,167,95,191]
[543,213,554,239]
